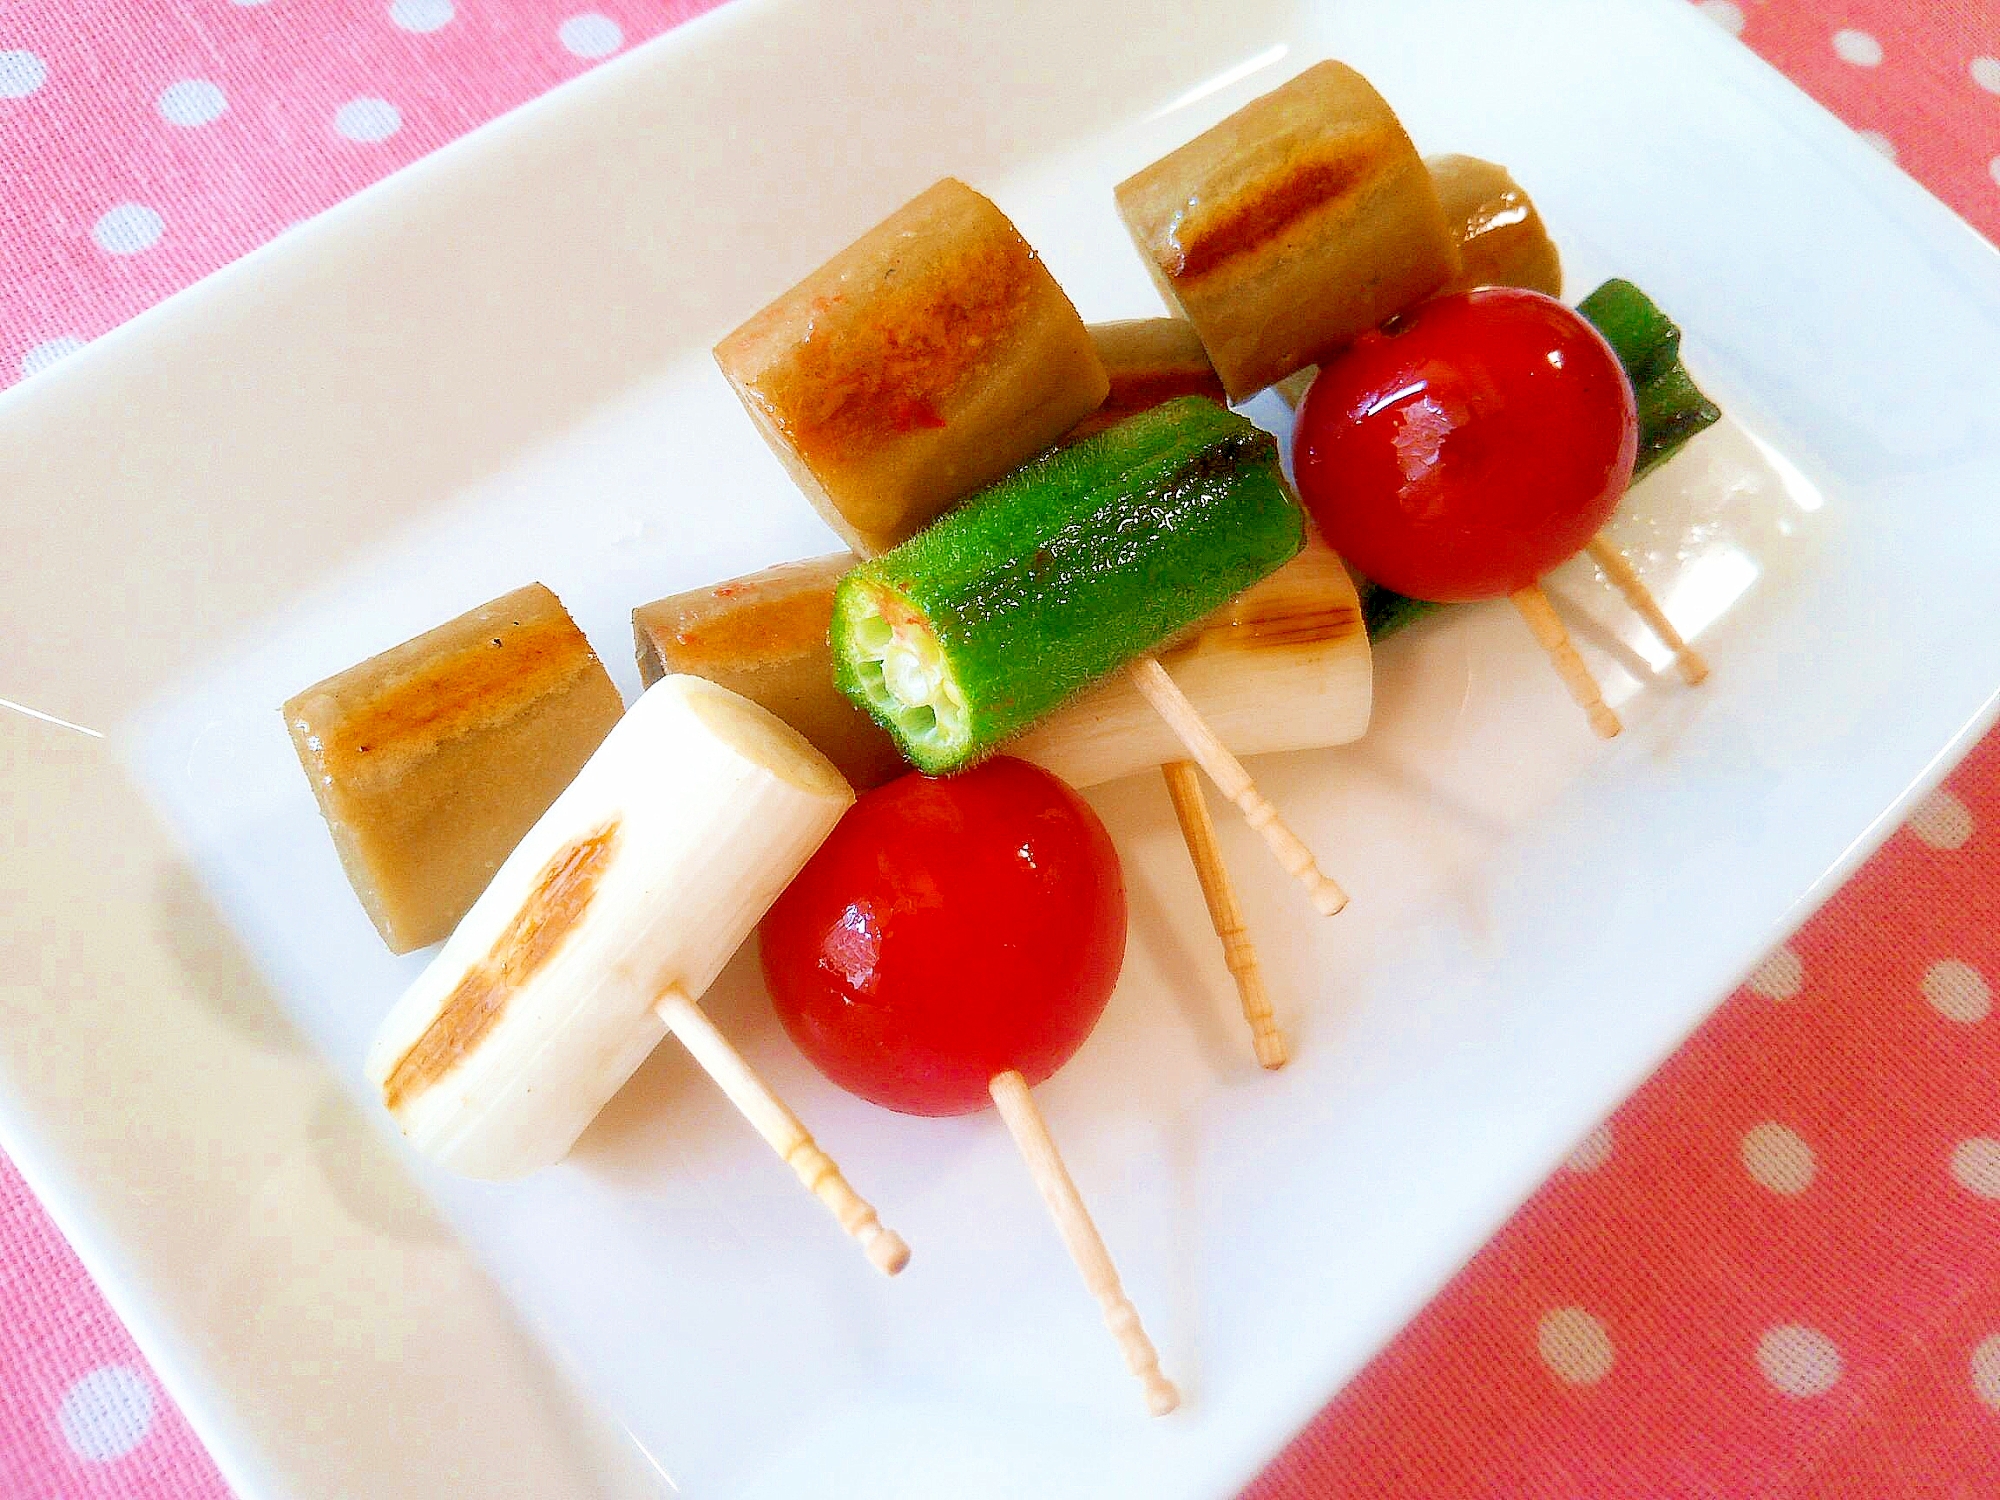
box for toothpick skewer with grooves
[990,1071,1181,1413]
[1159,759,1288,1067]
[1130,657,1348,915]
[1584,538,1709,686]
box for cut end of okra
[839,580,975,771]
[832,396,1305,774]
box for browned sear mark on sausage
[669,588,836,671]
[770,236,1037,466]
[381,820,620,1113]
[1166,144,1380,282]
[318,610,591,783]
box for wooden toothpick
[1159,760,1288,1069]
[655,985,910,1276]
[987,1070,1180,1416]
[1509,585,1621,739]
[1127,657,1347,916]
[1585,537,1709,686]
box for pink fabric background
[0,1,1995,1494]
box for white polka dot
[1858,130,1897,161]
[1757,1325,1842,1397]
[92,204,164,256]
[230,0,275,7]
[1565,1121,1614,1174]
[1833,29,1883,67]
[1748,946,1804,1001]
[1537,1306,1614,1385]
[157,79,227,128]
[1973,1334,2000,1410]
[0,49,47,98]
[1697,1,1744,35]
[390,0,455,31]
[1741,1122,1816,1195]
[1908,787,1974,849]
[1971,56,2000,95]
[57,1365,155,1461]
[1924,959,1991,1024]
[559,13,624,59]
[19,337,85,379]
[1990,157,2000,190]
[334,97,402,143]
[1951,1137,2000,1198]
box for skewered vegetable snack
[762,758,1179,1413]
[634,555,908,790]
[366,674,855,1180]
[1357,279,1723,641]
[285,583,623,954]
[633,533,1367,793]
[762,759,1125,1117]
[1116,60,1457,400]
[1295,289,1636,603]
[832,396,1305,773]
[715,177,1108,557]
[269,37,1743,1403]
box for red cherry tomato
[1293,288,1637,603]
[759,757,1126,1117]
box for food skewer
[635,533,1369,1068]
[1582,538,1709,687]
[653,986,909,1274]
[363,674,909,1274]
[1129,657,1348,915]
[988,1069,1180,1411]
[1157,759,1287,1067]
[761,758,1181,1413]
[830,396,1350,918]
[1293,287,1643,741]
[1508,585,1622,739]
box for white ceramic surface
[5,0,2000,1496]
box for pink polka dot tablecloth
[1,2,1996,1495]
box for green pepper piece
[1576,277,1681,385]
[1360,581,1442,641]
[1633,363,1723,479]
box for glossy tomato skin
[759,757,1126,1117]
[1293,288,1637,603]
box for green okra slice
[832,396,1304,773]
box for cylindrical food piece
[1063,319,1227,443]
[284,583,624,954]
[831,397,1304,774]
[1010,535,1369,787]
[634,555,908,790]
[364,675,854,1179]
[1114,60,1456,401]
[714,178,1109,557]
[1428,154,1562,298]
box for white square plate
[5,0,2000,1495]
